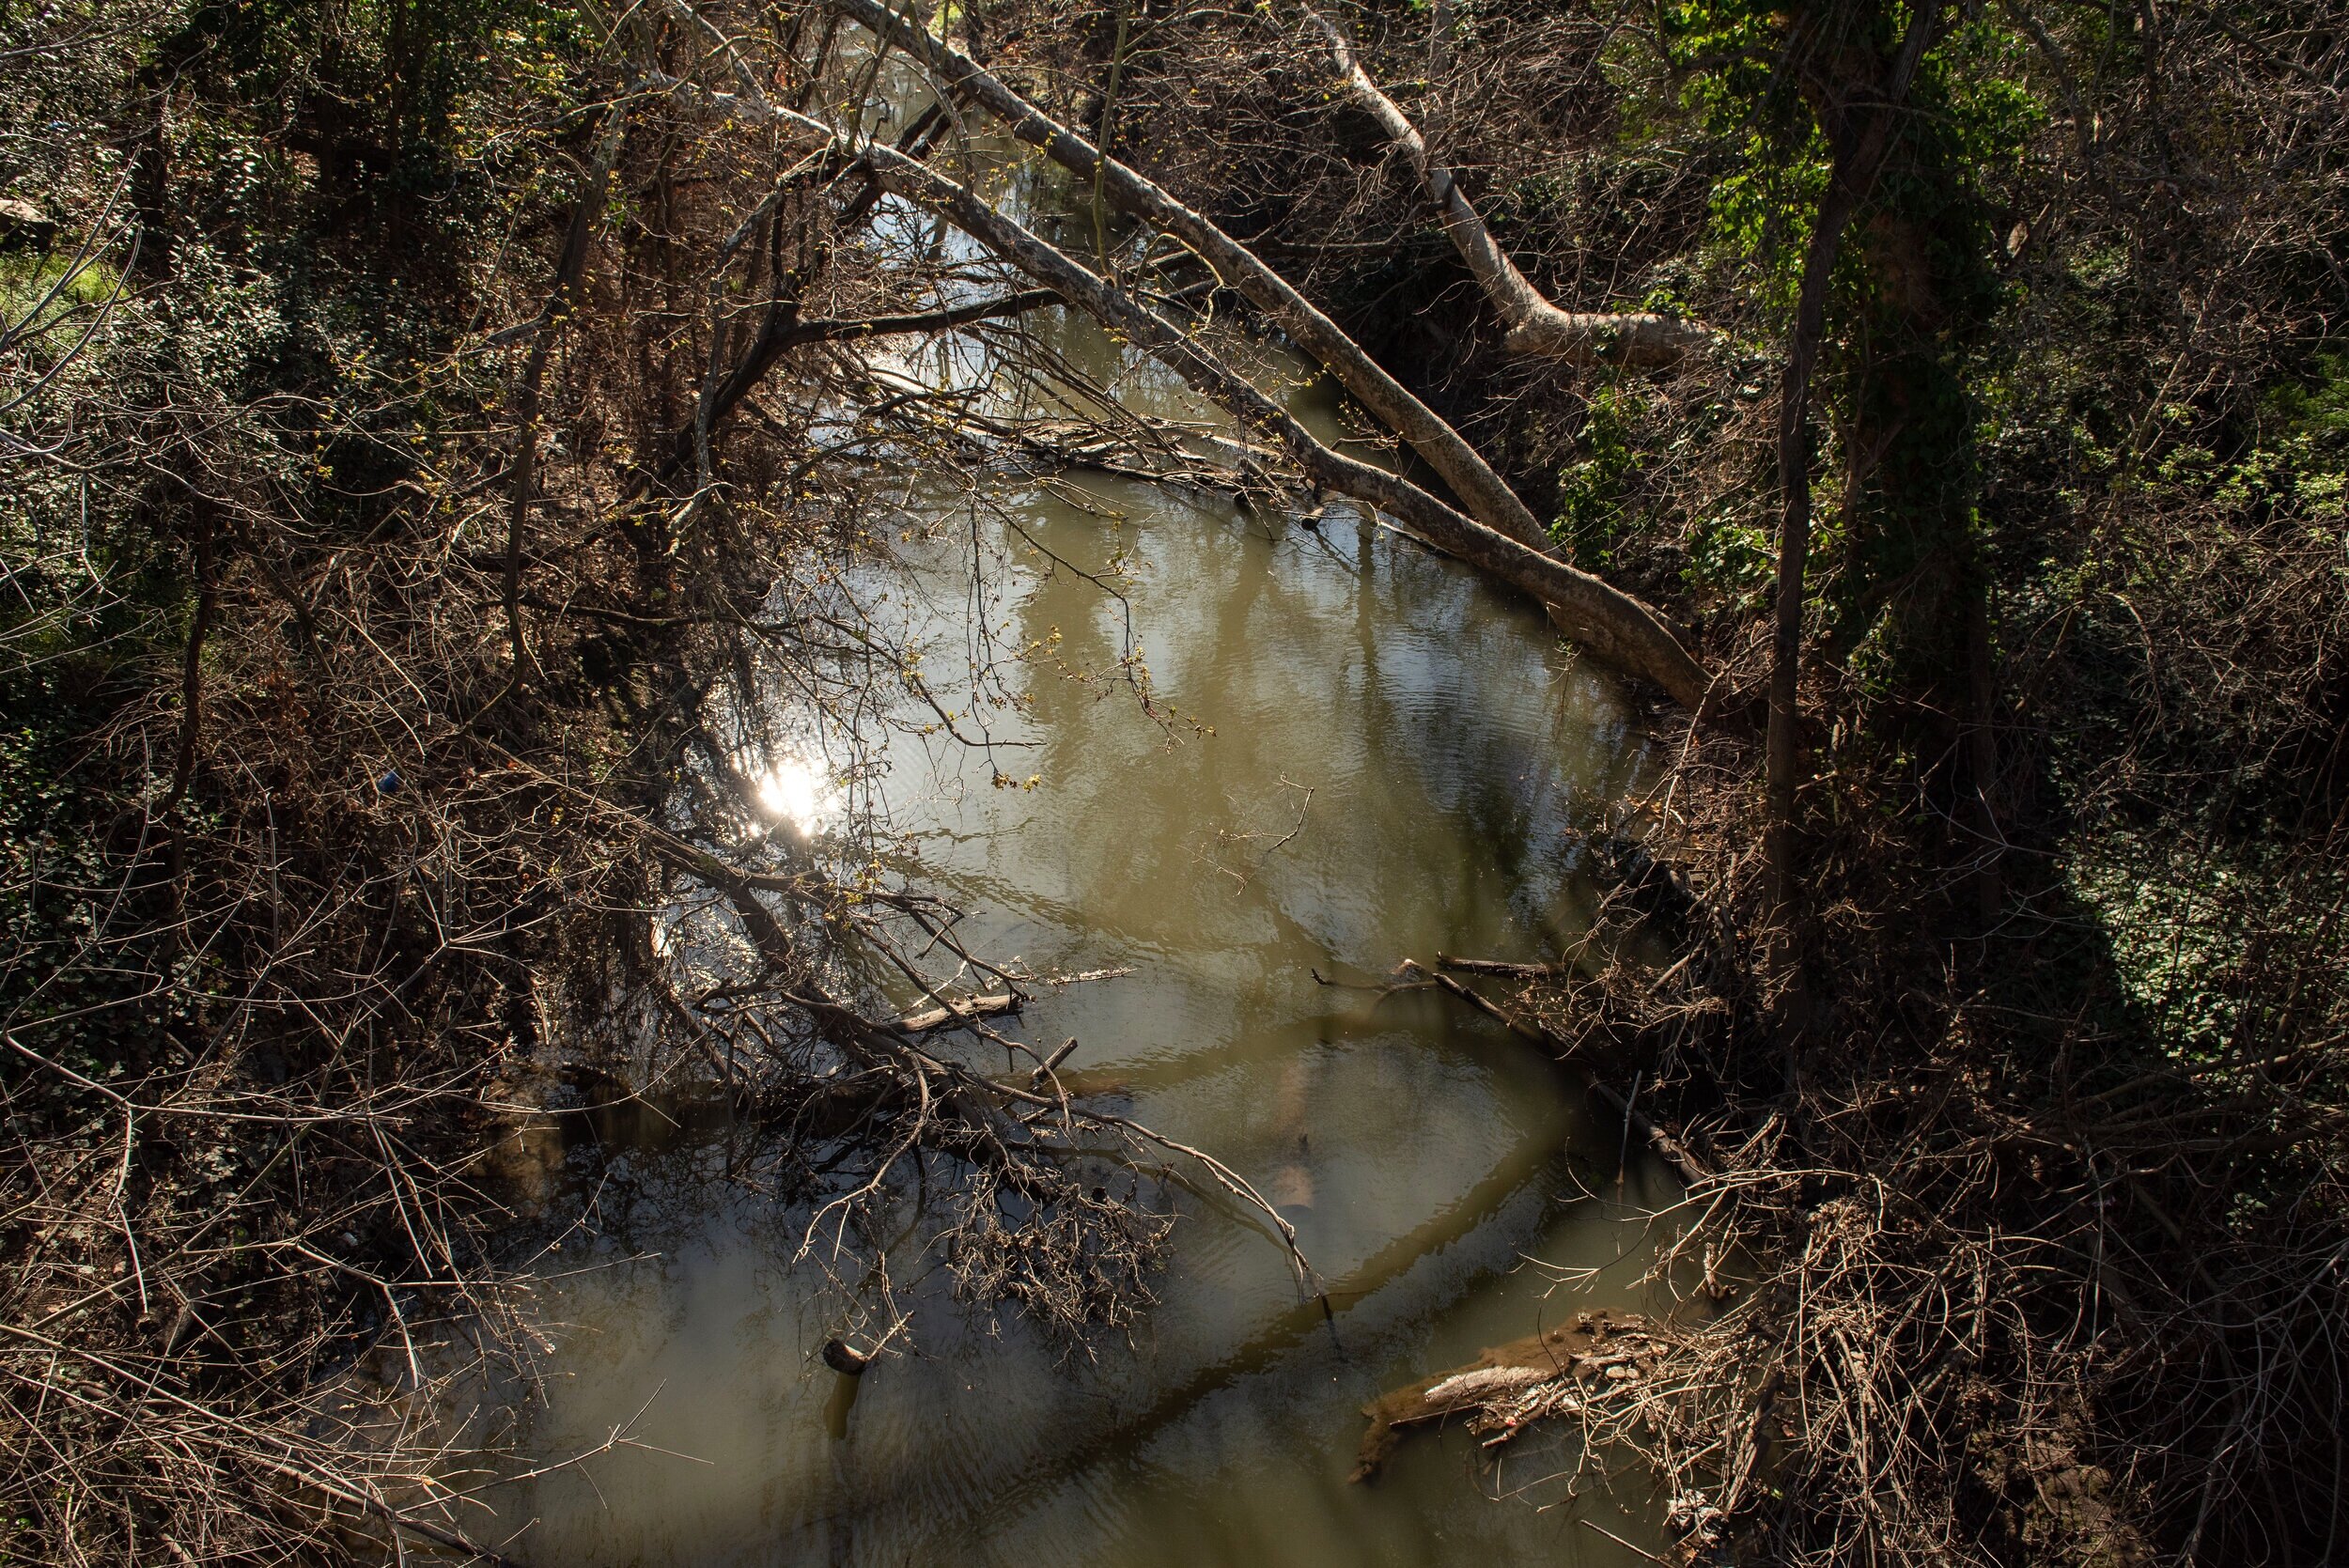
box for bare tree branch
[1302,5,1720,367]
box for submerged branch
[1349,1307,1668,1482]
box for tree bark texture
[1765,1,1944,924]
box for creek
[444,99,1680,1568]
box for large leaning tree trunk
[646,47,1710,708]
[1301,6,1719,368]
[828,0,1560,555]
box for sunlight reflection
[754,754,839,837]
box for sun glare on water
[754,755,838,836]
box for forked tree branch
[1302,5,1719,367]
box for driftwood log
[1353,1307,1667,1480]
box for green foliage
[188,0,592,191]
[1648,0,2052,691]
[1658,0,1829,311]
[0,0,596,1099]
[2067,829,2349,1083]
[1931,17,2046,193]
[1552,384,1645,567]
[0,252,119,343]
[0,683,216,1083]
[2229,350,2349,525]
[1683,505,1777,598]
[2067,836,2251,1056]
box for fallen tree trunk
[828,0,1558,554]
[1302,6,1718,367]
[653,73,1712,708]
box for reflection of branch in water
[876,1131,1584,1551]
[977,987,1511,1103]
[747,1134,1578,1558]
[988,496,1174,727]
[1408,961,1711,1189]
[1192,775,1317,891]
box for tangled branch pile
[0,2,1326,1558]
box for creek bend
[443,130,1682,1568]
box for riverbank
[998,3,2349,1560]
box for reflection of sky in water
[460,467,1680,1567]
[875,476,1642,974]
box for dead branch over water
[0,6,1319,1555]
[967,0,2343,1555]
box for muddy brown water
[435,124,1683,1568]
